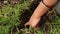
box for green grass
[0,0,60,34]
[0,0,31,34]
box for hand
[24,17,41,29]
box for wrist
[42,0,57,8]
[29,16,41,22]
[44,0,57,6]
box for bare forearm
[30,0,57,19]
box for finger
[32,25,39,29]
[24,22,29,27]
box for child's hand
[25,22,38,29]
[24,17,41,29]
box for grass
[0,0,60,34]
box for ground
[0,0,60,34]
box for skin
[25,0,57,29]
